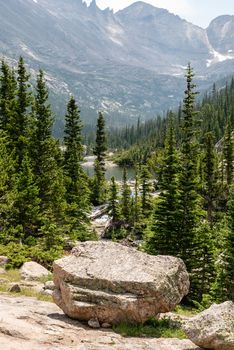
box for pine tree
[0,131,17,242]
[0,60,16,131]
[9,57,32,169]
[140,165,152,218]
[32,69,66,229]
[146,114,180,255]
[63,96,90,234]
[177,64,202,272]
[201,132,219,225]
[132,169,142,234]
[108,176,120,223]
[214,191,234,301]
[223,118,233,187]
[92,112,107,205]
[120,168,132,224]
[12,154,40,241]
[94,112,106,169]
[191,221,215,302]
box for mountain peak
[117,1,168,15]
[89,0,97,9]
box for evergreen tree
[132,169,142,233]
[0,60,16,131]
[63,96,90,234]
[191,221,215,302]
[146,115,180,255]
[9,57,32,169]
[12,154,40,241]
[177,64,202,272]
[94,112,107,169]
[0,132,17,242]
[108,176,120,222]
[33,69,66,229]
[120,168,132,223]
[92,112,107,205]
[201,132,219,225]
[34,69,53,143]
[140,165,152,218]
[223,118,234,187]
[214,191,234,301]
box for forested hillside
[0,57,96,267]
[0,58,233,307]
[110,76,234,166]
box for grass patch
[113,318,186,339]
[174,305,198,316]
[38,274,53,284]
[0,269,21,282]
[0,268,53,302]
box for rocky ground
[0,295,202,350]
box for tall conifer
[140,165,152,218]
[120,168,132,223]
[147,114,180,255]
[33,69,66,228]
[0,60,16,131]
[201,131,219,225]
[6,57,32,170]
[108,176,120,222]
[92,112,107,205]
[64,96,90,234]
[223,118,234,187]
[177,64,202,271]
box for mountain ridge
[0,0,234,127]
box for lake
[82,156,135,181]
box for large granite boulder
[53,241,189,324]
[184,301,234,350]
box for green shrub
[0,243,29,269]
[113,318,186,339]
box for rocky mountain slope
[0,0,234,126]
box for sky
[85,0,234,28]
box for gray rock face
[20,261,50,281]
[184,301,234,350]
[0,295,201,350]
[53,241,189,324]
[207,15,234,53]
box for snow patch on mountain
[207,49,234,67]
[107,24,124,46]
[20,44,40,61]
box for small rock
[0,278,8,283]
[88,318,100,329]
[0,256,8,266]
[9,283,21,293]
[184,301,234,350]
[101,323,112,329]
[20,281,44,293]
[41,289,53,296]
[20,261,50,281]
[0,267,6,274]
[44,280,56,291]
